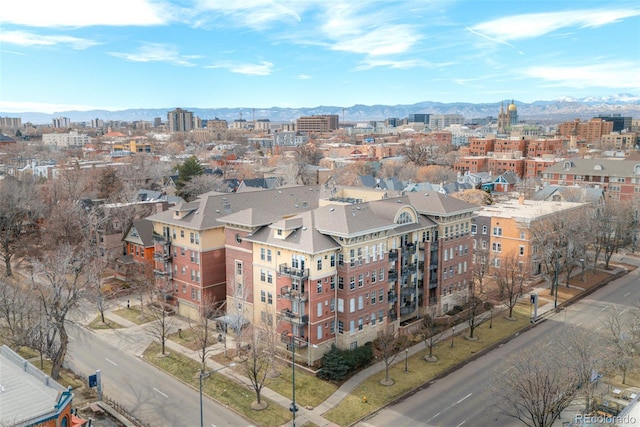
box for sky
[0,0,639,114]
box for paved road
[358,268,640,427]
[66,322,252,427]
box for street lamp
[451,326,455,348]
[404,348,408,372]
[289,334,299,427]
[580,258,585,282]
[200,363,236,427]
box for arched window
[397,211,414,224]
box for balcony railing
[387,291,397,303]
[153,269,172,279]
[153,252,172,261]
[152,233,170,243]
[279,264,309,279]
[388,270,398,281]
[388,310,397,321]
[429,280,438,289]
[388,250,398,261]
[281,332,308,348]
[400,305,416,316]
[281,309,309,325]
[280,287,308,301]
[429,297,438,305]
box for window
[181,266,186,275]
[330,276,335,290]
[371,292,376,304]
[189,232,194,243]
[267,249,272,262]
[350,276,355,290]
[371,269,377,283]
[317,281,323,294]
[338,277,344,290]
[317,325,323,340]
[267,271,273,284]
[493,227,503,236]
[379,289,384,302]
[519,245,525,256]
[331,320,335,334]
[260,248,266,260]
[358,317,364,330]
[349,298,355,313]
[379,268,384,281]
[235,261,242,275]
[337,298,344,312]
[330,254,335,267]
[182,284,187,293]
[520,230,526,240]
[181,247,185,256]
[471,224,477,234]
[260,269,266,282]
[260,290,266,303]
[318,302,323,317]
[481,240,487,249]
[191,288,196,300]
[338,320,344,334]
[358,274,364,287]
[350,320,355,334]
[267,292,273,305]
[492,242,502,252]
[379,310,384,322]
[358,295,364,310]
[371,313,376,325]
[482,225,487,234]
[338,253,344,266]
[330,298,335,312]
[317,257,322,271]
[398,211,414,224]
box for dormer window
[563,161,571,170]
[594,164,603,171]
[397,211,414,224]
[634,164,640,175]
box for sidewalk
[93,258,633,427]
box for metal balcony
[281,332,308,348]
[153,252,172,261]
[152,233,170,243]
[280,286,308,301]
[400,305,416,316]
[429,280,438,289]
[388,270,398,281]
[387,291,397,303]
[388,250,398,261]
[153,269,172,279]
[279,264,309,279]
[281,309,309,325]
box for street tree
[31,244,96,380]
[492,336,580,427]
[373,328,407,385]
[421,306,442,362]
[190,297,224,374]
[238,322,276,409]
[0,177,42,276]
[603,305,639,385]
[494,251,524,319]
[402,140,430,165]
[590,202,634,269]
[529,214,566,294]
[0,276,38,347]
[147,279,175,356]
[96,166,124,200]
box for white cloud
[193,0,303,29]
[206,61,274,76]
[0,31,98,49]
[0,0,166,27]
[109,43,202,66]
[471,8,640,42]
[355,58,439,71]
[297,74,312,79]
[523,62,640,89]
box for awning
[215,314,250,330]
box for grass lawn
[211,353,338,408]
[323,307,531,426]
[112,306,154,325]
[143,342,291,427]
[168,327,217,351]
[88,315,124,330]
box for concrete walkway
[91,255,635,427]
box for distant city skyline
[1,0,639,114]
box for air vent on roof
[302,227,307,231]
[330,208,335,211]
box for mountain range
[3,94,639,125]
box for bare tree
[0,276,38,347]
[590,202,634,270]
[147,279,175,356]
[494,251,524,319]
[238,322,276,409]
[603,305,639,385]
[373,328,407,385]
[402,141,431,165]
[421,306,442,362]
[492,337,580,427]
[0,177,42,276]
[31,244,96,380]
[127,261,155,314]
[190,297,224,373]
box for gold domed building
[498,99,518,134]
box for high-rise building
[0,117,22,128]
[408,113,430,124]
[167,108,194,132]
[497,100,518,134]
[429,114,464,130]
[598,114,632,132]
[296,115,339,133]
[52,117,71,129]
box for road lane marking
[153,388,168,398]
[456,393,472,405]
[427,412,441,422]
[600,306,608,311]
[105,358,117,366]
[624,292,631,297]
[456,421,466,427]
[543,341,553,348]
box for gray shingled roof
[245,210,341,254]
[146,186,322,230]
[127,219,155,247]
[314,203,396,238]
[543,158,640,177]
[407,191,478,216]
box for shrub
[317,343,374,381]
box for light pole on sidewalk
[451,326,455,348]
[404,348,408,372]
[200,363,236,427]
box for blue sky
[0,0,639,113]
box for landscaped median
[142,342,291,427]
[323,306,531,426]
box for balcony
[152,233,171,243]
[279,264,309,279]
[400,305,416,316]
[402,264,416,276]
[153,269,172,279]
[429,280,438,289]
[280,286,308,301]
[388,270,398,281]
[387,291,397,303]
[388,310,398,321]
[153,252,172,261]
[281,309,309,325]
[388,250,398,261]
[403,243,416,255]
[281,332,308,348]
[429,297,438,305]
